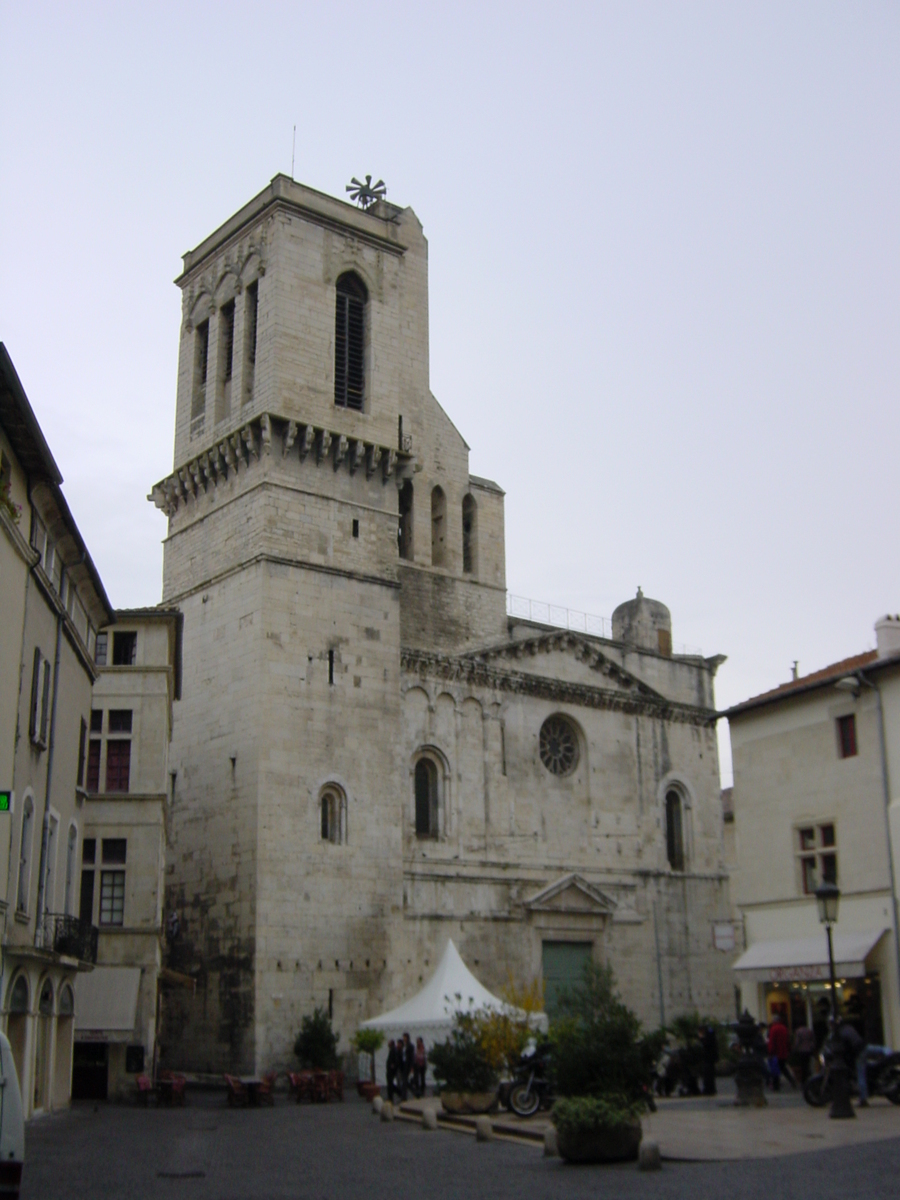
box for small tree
[428,1009,498,1093]
[551,962,665,1108]
[294,1007,339,1069]
[473,975,545,1076]
[352,1027,384,1083]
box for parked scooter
[508,1042,554,1117]
[804,1045,900,1107]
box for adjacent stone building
[151,177,734,1073]
[727,618,900,1047]
[0,345,113,1116]
[73,608,182,1100]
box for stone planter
[439,1091,498,1115]
[358,1081,381,1101]
[556,1119,642,1164]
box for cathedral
[150,176,733,1072]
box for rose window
[539,715,579,776]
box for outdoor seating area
[287,1069,344,1104]
[224,1070,282,1107]
[134,1071,187,1106]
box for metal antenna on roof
[291,126,296,180]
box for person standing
[767,1013,794,1091]
[792,1023,816,1084]
[700,1024,719,1096]
[385,1039,400,1103]
[413,1037,427,1097]
[400,1032,414,1101]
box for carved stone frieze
[401,648,716,727]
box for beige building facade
[728,618,900,1047]
[151,178,735,1073]
[0,346,114,1117]
[73,609,181,1100]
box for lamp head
[815,881,840,925]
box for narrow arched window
[8,975,28,1014]
[398,480,413,560]
[414,759,438,838]
[431,487,446,566]
[666,790,684,871]
[334,272,367,411]
[320,787,346,844]
[462,494,477,574]
[16,797,34,913]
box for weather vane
[346,175,387,209]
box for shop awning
[733,930,886,983]
[75,967,141,1042]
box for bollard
[372,1096,383,1115]
[422,1107,438,1131]
[543,1128,558,1157]
[380,1101,394,1123]
[638,1140,661,1171]
[475,1116,493,1142]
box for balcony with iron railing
[36,913,99,964]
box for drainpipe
[852,670,900,1023]
[33,578,64,945]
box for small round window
[539,715,579,776]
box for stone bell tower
[150,177,435,1070]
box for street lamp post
[815,882,855,1119]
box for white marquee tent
[358,939,544,1086]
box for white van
[0,1033,24,1197]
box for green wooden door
[542,941,593,1018]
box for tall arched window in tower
[414,758,439,838]
[320,786,347,844]
[462,494,477,575]
[665,789,685,871]
[398,480,413,560]
[334,272,367,411]
[431,487,446,566]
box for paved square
[20,1091,900,1200]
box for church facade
[151,176,733,1072]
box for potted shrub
[294,1007,340,1069]
[352,1028,384,1100]
[428,1010,498,1113]
[552,1095,644,1163]
[550,963,664,1164]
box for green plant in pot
[352,1027,384,1096]
[294,1007,340,1069]
[550,963,665,1164]
[428,1007,499,1113]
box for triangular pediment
[459,632,665,703]
[525,873,617,915]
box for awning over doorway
[733,930,886,984]
[75,967,141,1042]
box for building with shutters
[72,608,182,1100]
[150,177,735,1073]
[0,345,114,1116]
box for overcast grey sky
[2,2,898,783]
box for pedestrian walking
[700,1024,719,1096]
[400,1032,414,1101]
[767,1013,794,1091]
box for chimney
[875,615,900,660]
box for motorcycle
[803,1045,900,1107]
[654,1045,701,1098]
[507,1043,554,1117]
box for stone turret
[611,588,672,657]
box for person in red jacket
[767,1014,796,1091]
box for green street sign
[0,792,10,813]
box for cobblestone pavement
[20,1091,900,1200]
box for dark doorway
[72,1041,108,1100]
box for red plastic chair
[224,1074,248,1107]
